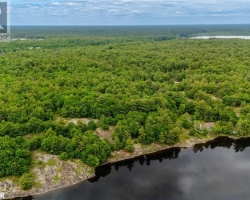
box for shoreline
[105,135,218,165]
[11,173,96,199]
[5,134,246,199]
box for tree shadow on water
[8,196,34,200]
[193,136,250,153]
[89,147,181,183]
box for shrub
[19,173,33,190]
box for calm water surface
[17,137,250,200]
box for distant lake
[17,137,250,200]
[191,36,250,39]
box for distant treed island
[0,25,250,192]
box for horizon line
[10,23,250,27]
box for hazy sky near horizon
[9,0,250,25]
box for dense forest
[0,25,250,189]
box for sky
[9,0,250,25]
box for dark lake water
[15,137,250,200]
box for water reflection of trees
[89,147,181,183]
[8,195,34,200]
[113,147,181,171]
[88,164,112,183]
[193,136,250,153]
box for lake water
[15,137,250,200]
[191,36,250,40]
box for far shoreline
[191,36,250,40]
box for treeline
[3,25,250,53]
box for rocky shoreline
[2,135,236,199]
[1,153,95,199]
